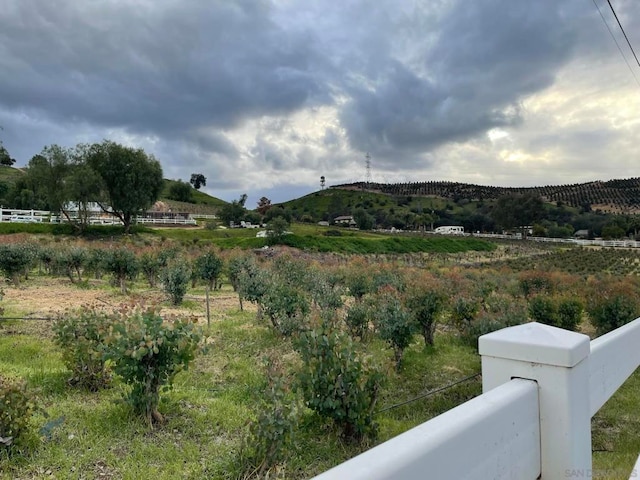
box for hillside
[160,179,227,214]
[333,178,640,214]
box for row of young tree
[4,241,640,471]
[3,141,163,233]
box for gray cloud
[339,0,583,161]
[0,0,325,135]
[0,0,639,201]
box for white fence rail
[473,232,640,248]
[313,319,640,479]
[313,379,540,480]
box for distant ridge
[332,178,640,213]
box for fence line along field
[1,234,639,479]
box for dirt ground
[1,275,253,324]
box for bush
[0,375,38,453]
[105,308,204,425]
[406,285,446,347]
[556,297,583,331]
[450,296,480,335]
[53,247,87,284]
[162,261,191,306]
[260,280,310,336]
[528,295,556,326]
[295,322,383,443]
[104,248,139,293]
[370,287,415,370]
[241,360,298,478]
[194,250,224,290]
[588,295,639,336]
[0,244,32,286]
[139,251,162,287]
[528,295,583,331]
[518,271,556,298]
[344,301,370,340]
[53,308,113,391]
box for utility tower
[320,176,326,190]
[365,152,371,187]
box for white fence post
[479,322,592,479]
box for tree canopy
[168,180,193,203]
[0,142,15,166]
[86,140,164,233]
[190,173,206,190]
[491,194,544,238]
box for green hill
[276,179,640,238]
[0,166,26,185]
[150,179,228,215]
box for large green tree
[86,140,163,233]
[168,180,193,203]
[491,194,544,239]
[0,143,15,166]
[218,195,248,226]
[26,146,73,217]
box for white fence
[0,208,50,222]
[313,319,640,480]
[474,232,640,248]
[0,207,199,226]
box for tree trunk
[422,322,434,347]
[394,347,403,371]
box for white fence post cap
[479,322,590,367]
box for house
[333,215,357,227]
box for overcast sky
[1,0,639,206]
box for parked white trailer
[434,225,464,235]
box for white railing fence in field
[312,319,640,480]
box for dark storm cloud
[0,0,324,136]
[0,0,638,199]
[339,0,583,160]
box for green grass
[0,166,25,186]
[1,246,639,478]
[0,307,484,479]
[592,370,640,479]
[150,223,497,254]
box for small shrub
[450,296,480,335]
[556,297,583,331]
[162,261,191,306]
[139,251,162,287]
[406,285,446,347]
[241,360,298,478]
[371,287,415,370]
[344,301,370,340]
[260,281,310,336]
[0,375,38,453]
[194,250,224,290]
[0,244,32,286]
[528,295,556,326]
[104,248,139,293]
[518,271,556,298]
[85,248,108,279]
[53,308,113,391]
[588,294,639,336]
[295,322,383,443]
[105,308,205,425]
[345,270,373,302]
[53,247,87,283]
